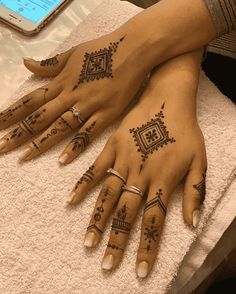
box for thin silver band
[122,185,143,198]
[69,107,86,124]
[106,168,126,184]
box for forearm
[114,0,217,71]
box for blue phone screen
[0,0,62,24]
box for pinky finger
[59,112,109,165]
[68,140,115,205]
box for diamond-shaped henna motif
[129,104,176,162]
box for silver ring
[122,185,143,198]
[69,107,86,124]
[106,168,126,184]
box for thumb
[23,46,75,78]
[183,159,207,228]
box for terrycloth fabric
[0,1,235,293]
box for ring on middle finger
[69,107,87,124]
[122,185,143,199]
[106,168,127,184]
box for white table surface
[0,0,103,106]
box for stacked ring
[106,168,126,184]
[122,185,143,198]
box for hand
[0,29,152,164]
[68,49,207,277]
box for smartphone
[0,0,72,35]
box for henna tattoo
[107,243,124,251]
[93,188,110,222]
[193,173,206,204]
[144,216,159,252]
[87,224,103,234]
[0,96,32,124]
[71,121,96,152]
[144,189,167,216]
[73,36,126,90]
[40,56,59,66]
[6,126,24,141]
[32,140,40,151]
[129,103,175,167]
[20,108,46,136]
[39,117,72,144]
[111,204,131,235]
[75,165,95,189]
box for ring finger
[102,176,146,271]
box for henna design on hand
[6,126,24,141]
[129,103,175,168]
[0,96,32,124]
[21,109,46,136]
[40,56,59,66]
[71,121,96,152]
[111,204,131,235]
[193,173,206,204]
[75,165,95,189]
[39,117,73,144]
[73,36,126,90]
[144,189,167,216]
[144,216,159,252]
[107,243,124,251]
[87,224,103,234]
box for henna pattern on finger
[32,140,40,151]
[72,36,126,90]
[144,216,159,252]
[75,165,95,189]
[129,103,175,169]
[0,96,32,124]
[87,224,103,234]
[111,204,131,235]
[6,126,24,141]
[193,173,206,204]
[107,243,124,251]
[71,121,96,152]
[144,189,167,217]
[40,55,59,66]
[20,109,46,136]
[39,117,73,143]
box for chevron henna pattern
[144,188,167,216]
[71,121,96,152]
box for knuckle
[100,185,117,201]
[142,212,164,228]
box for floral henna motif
[193,173,206,204]
[129,103,175,167]
[144,216,159,252]
[73,36,126,90]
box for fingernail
[0,139,7,152]
[59,153,69,165]
[84,231,96,248]
[137,261,149,278]
[67,191,76,204]
[23,57,36,62]
[19,147,32,161]
[193,209,200,228]
[102,254,114,270]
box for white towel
[0,1,235,293]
